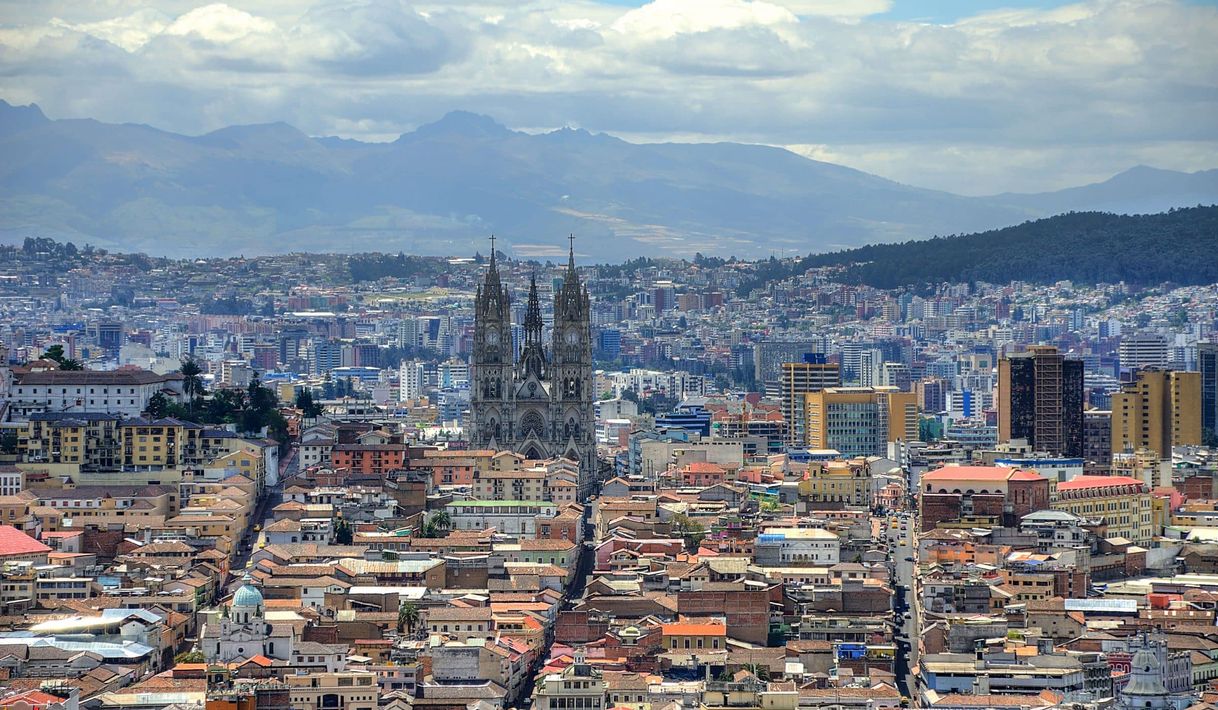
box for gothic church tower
[470,238,598,498]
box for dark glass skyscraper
[998,345,1084,457]
[1200,343,1218,438]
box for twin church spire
[469,235,596,497]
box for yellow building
[18,413,121,469]
[804,387,918,456]
[25,484,178,531]
[1051,475,1155,544]
[781,359,842,446]
[286,671,378,710]
[797,458,871,506]
[1111,369,1202,460]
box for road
[888,512,920,701]
[515,508,596,704]
[227,444,294,586]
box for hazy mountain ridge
[1,100,1215,259]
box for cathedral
[470,238,598,499]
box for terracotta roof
[0,526,51,557]
[923,465,1044,482]
[1057,475,1146,491]
[660,622,727,636]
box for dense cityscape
[0,232,1216,709]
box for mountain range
[1,100,1215,260]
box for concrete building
[285,671,378,710]
[398,361,425,402]
[1119,333,1170,372]
[533,652,605,710]
[1052,475,1156,544]
[754,527,840,566]
[803,387,918,457]
[998,346,1084,457]
[1199,342,1217,437]
[780,355,841,447]
[7,369,184,421]
[1111,369,1202,460]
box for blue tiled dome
[232,575,263,608]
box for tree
[295,389,323,418]
[334,517,353,545]
[146,392,171,419]
[174,649,205,664]
[398,602,420,635]
[0,431,17,455]
[670,513,706,552]
[180,357,204,412]
[40,344,83,370]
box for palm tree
[430,510,451,533]
[398,602,419,635]
[180,357,203,414]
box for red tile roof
[661,622,727,636]
[923,465,1044,482]
[1057,475,1146,491]
[0,526,51,557]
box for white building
[201,575,294,664]
[1119,333,1169,371]
[7,370,184,421]
[755,527,840,565]
[447,500,558,536]
[399,361,425,401]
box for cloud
[0,0,1214,193]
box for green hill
[802,206,1218,288]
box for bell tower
[471,237,513,451]
[551,236,597,497]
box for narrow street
[227,444,294,585]
[515,510,596,705]
[890,513,919,700]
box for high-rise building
[780,355,841,446]
[917,378,949,414]
[754,341,817,387]
[803,386,918,456]
[1200,343,1218,437]
[309,339,343,375]
[880,361,912,391]
[399,361,425,402]
[1083,409,1112,472]
[998,345,1084,457]
[469,240,597,497]
[1119,333,1169,372]
[1111,369,1202,460]
[397,318,420,349]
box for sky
[1,0,1216,194]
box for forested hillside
[801,207,1218,288]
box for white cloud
[610,0,799,40]
[163,4,277,43]
[0,0,1214,193]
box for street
[226,444,295,586]
[888,511,919,701]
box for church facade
[470,241,598,499]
